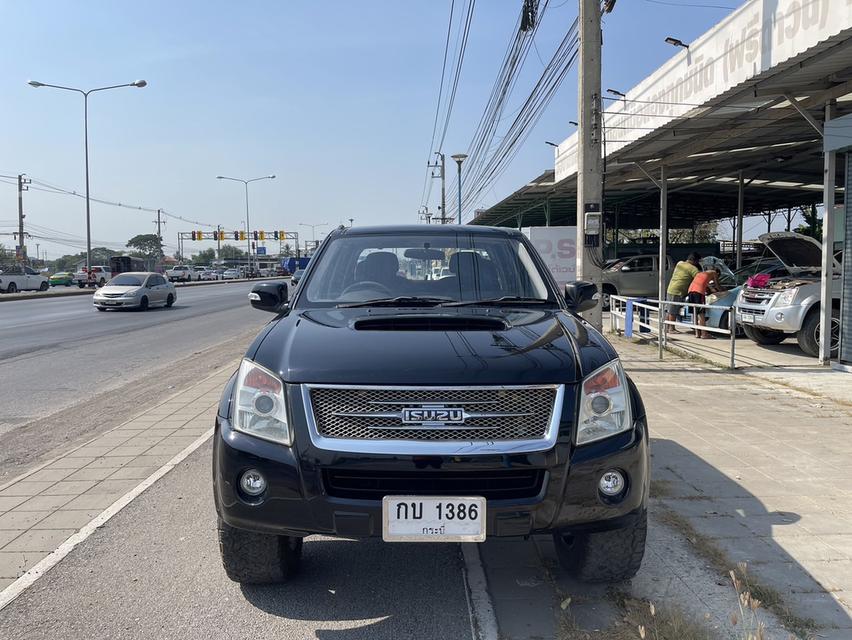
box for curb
[0,276,286,303]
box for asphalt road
[0,444,474,640]
[0,281,270,436]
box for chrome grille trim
[301,383,565,455]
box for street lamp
[216,175,275,275]
[299,222,329,253]
[451,153,467,225]
[606,88,626,98]
[664,36,689,49]
[28,79,147,275]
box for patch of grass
[657,505,818,639]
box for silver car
[93,272,176,311]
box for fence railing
[609,295,738,369]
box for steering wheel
[341,281,393,296]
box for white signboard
[556,0,852,181]
[529,226,577,289]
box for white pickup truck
[0,265,49,293]
[166,265,200,283]
[73,265,112,288]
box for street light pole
[28,79,147,275]
[299,223,329,252]
[451,154,468,225]
[216,175,275,275]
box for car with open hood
[736,232,841,357]
[213,225,650,585]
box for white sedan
[93,272,176,311]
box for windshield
[302,232,553,307]
[109,275,144,287]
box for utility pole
[18,174,30,263]
[576,0,606,328]
[154,209,163,241]
[216,224,222,256]
[428,153,447,223]
[419,206,432,225]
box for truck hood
[250,307,617,385]
[758,232,840,274]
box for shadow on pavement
[240,538,473,640]
[651,438,852,635]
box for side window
[631,257,654,272]
[24,266,37,275]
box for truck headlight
[233,359,291,445]
[577,360,632,445]
[778,288,798,306]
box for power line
[642,0,736,9]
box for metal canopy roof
[472,3,852,230]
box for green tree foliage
[193,248,216,264]
[795,205,821,240]
[281,243,293,257]
[126,234,164,261]
[218,244,246,259]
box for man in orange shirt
[687,268,723,338]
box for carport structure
[472,0,852,365]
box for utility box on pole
[575,0,605,329]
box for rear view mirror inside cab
[403,248,445,261]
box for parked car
[677,257,740,333]
[274,266,290,277]
[166,265,199,283]
[221,268,241,280]
[736,232,842,357]
[49,271,75,287]
[93,272,176,311]
[198,268,220,281]
[0,265,49,293]
[214,225,649,585]
[290,268,306,286]
[601,254,673,310]
[73,265,112,288]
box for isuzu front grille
[302,384,564,455]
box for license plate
[741,313,755,324]
[103,301,119,306]
[382,496,486,542]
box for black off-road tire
[553,512,647,583]
[742,324,786,345]
[797,307,840,358]
[217,518,302,584]
[165,293,175,308]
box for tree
[795,204,821,240]
[193,248,216,264]
[127,234,164,262]
[218,244,246,259]
[670,221,719,244]
[281,243,293,257]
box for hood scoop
[353,315,508,332]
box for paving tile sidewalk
[0,363,236,591]
[613,336,852,637]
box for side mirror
[564,281,599,313]
[620,265,632,272]
[248,281,288,313]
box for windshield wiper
[440,296,554,307]
[337,296,454,308]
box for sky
[0,0,747,261]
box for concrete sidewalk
[615,336,852,638]
[0,364,234,593]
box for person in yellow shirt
[664,252,701,332]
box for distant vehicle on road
[221,268,241,280]
[198,268,219,281]
[73,265,112,288]
[290,268,306,286]
[109,255,146,277]
[0,265,49,293]
[166,265,199,283]
[93,272,176,311]
[49,271,75,287]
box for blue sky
[0,0,741,259]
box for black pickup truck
[213,225,649,584]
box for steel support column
[820,101,837,364]
[736,171,745,270]
[659,165,668,361]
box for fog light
[775,312,784,322]
[239,469,267,496]
[599,470,625,496]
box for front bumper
[737,303,805,333]
[93,298,139,308]
[213,402,650,539]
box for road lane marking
[461,542,499,640]
[0,428,213,612]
